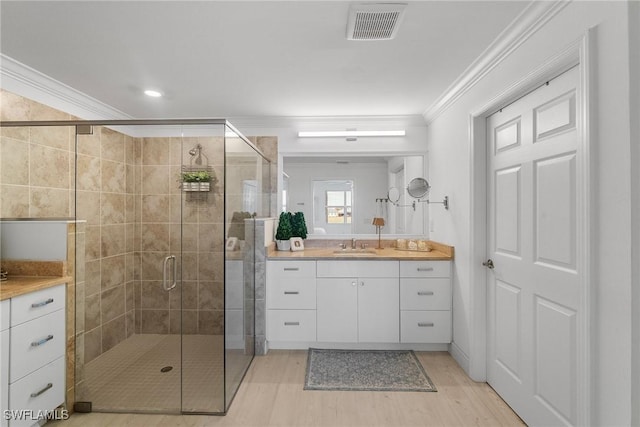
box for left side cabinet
[1,299,10,427]
[4,284,66,427]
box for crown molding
[422,0,571,124]
[0,54,133,121]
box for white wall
[426,2,635,424]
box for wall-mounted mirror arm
[405,178,449,210]
[412,196,449,210]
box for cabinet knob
[418,322,435,328]
[417,291,434,296]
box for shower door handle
[163,255,177,291]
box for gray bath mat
[304,348,436,392]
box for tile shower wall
[135,136,226,337]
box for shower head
[188,147,198,156]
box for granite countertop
[267,239,454,261]
[0,275,72,301]
[0,260,71,300]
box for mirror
[387,187,400,204]
[407,177,430,199]
[282,155,426,236]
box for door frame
[467,30,594,425]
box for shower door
[74,123,231,414]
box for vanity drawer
[10,309,65,382]
[400,310,451,343]
[400,261,450,278]
[8,356,65,427]
[317,260,398,278]
[1,300,9,332]
[267,260,316,278]
[10,284,65,327]
[400,278,451,310]
[267,310,316,342]
[267,278,316,310]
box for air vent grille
[347,3,407,41]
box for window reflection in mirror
[313,180,353,234]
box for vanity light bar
[297,130,406,138]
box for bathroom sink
[332,249,377,256]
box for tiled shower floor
[82,334,250,414]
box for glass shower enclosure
[0,118,271,415]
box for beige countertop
[0,275,72,301]
[267,240,454,261]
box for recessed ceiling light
[144,89,162,98]
[298,130,405,137]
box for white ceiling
[0,1,530,120]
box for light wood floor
[53,350,524,427]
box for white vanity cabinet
[400,261,452,343]
[1,300,10,427]
[6,284,66,427]
[266,260,317,343]
[316,261,399,343]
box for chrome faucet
[351,238,357,249]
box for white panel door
[487,66,580,426]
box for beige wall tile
[101,193,125,224]
[101,286,125,323]
[1,137,29,185]
[142,137,170,165]
[101,255,125,290]
[141,223,170,252]
[101,127,125,163]
[1,184,29,217]
[84,327,102,364]
[140,281,169,309]
[85,225,101,261]
[101,224,125,257]
[141,194,170,222]
[102,315,125,352]
[101,160,126,193]
[198,281,223,311]
[1,89,31,121]
[142,165,171,195]
[30,187,70,217]
[30,143,70,188]
[76,190,101,225]
[85,293,101,331]
[140,251,166,281]
[85,260,101,297]
[198,252,223,282]
[30,125,71,151]
[76,127,101,157]
[198,310,223,335]
[140,309,169,334]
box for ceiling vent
[346,3,407,41]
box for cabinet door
[317,278,357,342]
[358,278,399,343]
[1,329,8,427]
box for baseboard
[267,341,450,351]
[449,341,471,374]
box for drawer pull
[31,298,54,308]
[30,383,53,398]
[284,322,300,326]
[417,291,434,296]
[284,291,299,295]
[283,267,299,271]
[418,322,435,327]
[31,335,54,347]
[417,267,434,272]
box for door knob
[482,259,495,269]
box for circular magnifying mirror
[407,177,430,199]
[387,187,401,204]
